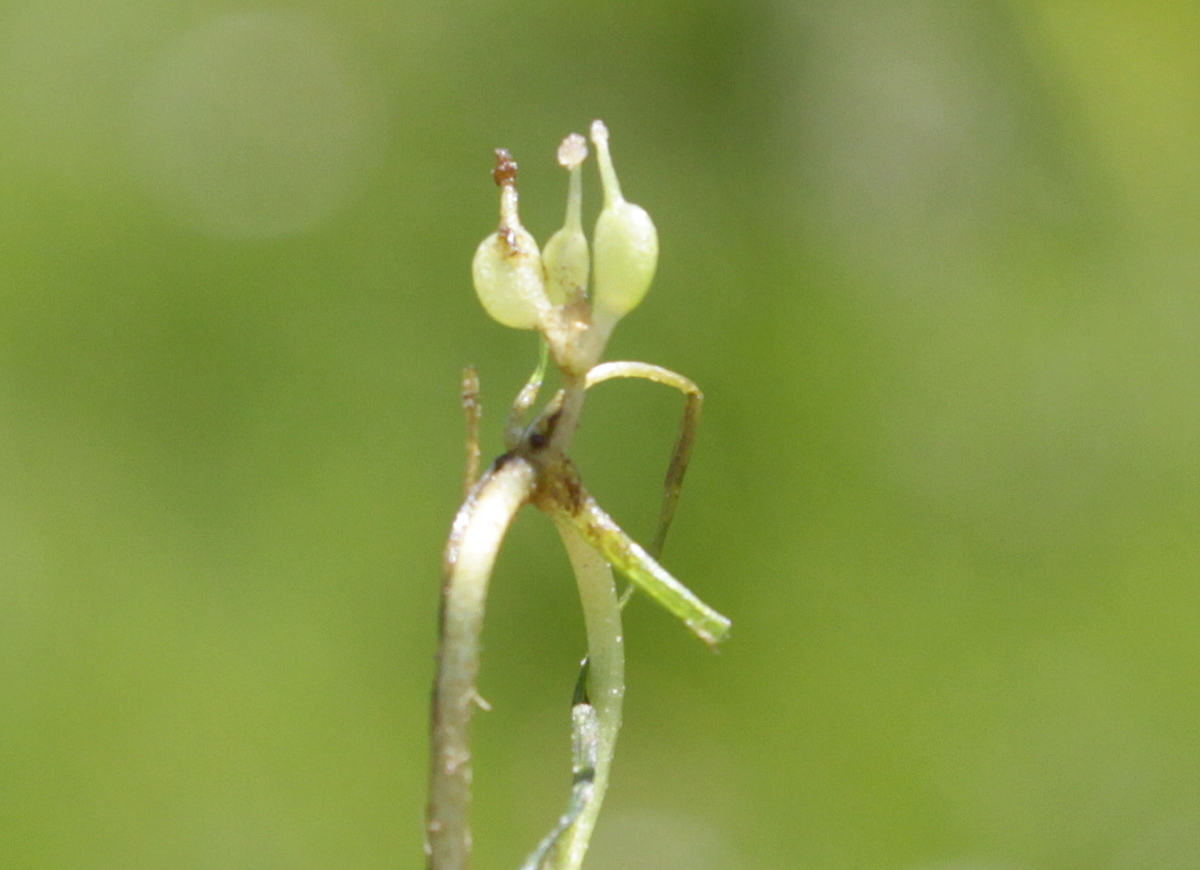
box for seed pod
[541,133,590,306]
[589,121,658,324]
[471,150,551,330]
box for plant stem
[427,455,539,870]
[550,520,624,870]
[548,373,587,454]
[562,492,731,648]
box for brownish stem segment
[460,366,482,497]
[583,361,704,559]
[427,455,539,870]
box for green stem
[550,520,624,869]
[563,493,731,648]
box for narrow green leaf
[561,495,731,648]
[519,702,600,870]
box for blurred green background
[2,1,1199,868]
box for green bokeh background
[3,2,1199,868]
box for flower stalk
[427,456,539,869]
[426,122,729,870]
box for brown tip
[493,149,518,186]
